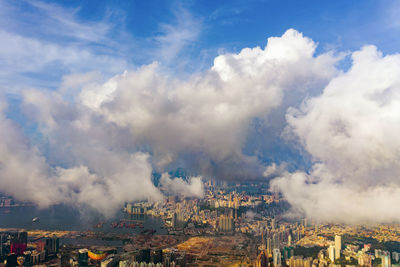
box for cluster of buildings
[133,181,400,267]
[0,231,59,266]
[62,247,187,267]
[254,229,400,267]
[137,183,288,236]
[4,182,400,266]
[256,222,400,267]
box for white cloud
[272,45,400,224]
[0,0,207,92]
[263,163,287,178]
[0,29,129,91]
[0,106,163,217]
[155,6,202,64]
[159,173,204,198]
[0,29,341,216]
[78,29,338,174]
[0,1,398,225]
[0,100,60,206]
[0,0,131,91]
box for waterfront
[0,205,167,235]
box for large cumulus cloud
[1,29,340,216]
[272,45,400,224]
[0,97,164,216]
[77,29,338,178]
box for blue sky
[1,0,400,92]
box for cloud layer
[6,26,400,224]
[0,29,340,216]
[159,173,204,198]
[77,29,337,177]
[271,46,400,224]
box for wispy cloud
[154,5,203,66]
[0,0,206,91]
[384,0,400,30]
[0,29,128,90]
[0,0,131,91]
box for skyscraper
[172,212,177,228]
[218,215,233,232]
[61,249,70,267]
[256,250,268,267]
[273,249,281,267]
[382,254,392,267]
[0,234,5,260]
[272,233,279,249]
[267,238,272,256]
[10,232,27,256]
[335,235,341,259]
[45,235,59,256]
[78,249,88,267]
[271,219,276,230]
[283,247,294,262]
[328,245,336,263]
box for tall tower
[273,249,282,267]
[328,245,336,263]
[382,254,391,267]
[257,231,269,267]
[78,249,88,267]
[273,233,279,249]
[267,238,272,256]
[335,235,342,259]
[261,230,266,250]
[256,250,268,267]
[172,213,177,228]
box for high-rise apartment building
[328,245,336,263]
[335,235,341,259]
[256,250,268,267]
[218,215,233,232]
[273,249,281,267]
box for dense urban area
[1,180,400,267]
